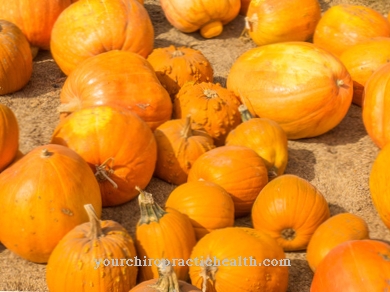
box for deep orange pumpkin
[239,0,251,15]
[0,104,19,172]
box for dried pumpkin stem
[84,204,103,240]
[136,186,166,224]
[199,258,218,292]
[40,148,53,158]
[281,228,296,241]
[203,88,218,99]
[181,114,193,139]
[57,99,82,114]
[171,49,185,57]
[95,157,118,188]
[238,104,254,122]
[150,261,180,291]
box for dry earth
[1,0,390,291]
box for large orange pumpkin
[226,41,353,139]
[50,0,154,75]
[0,104,19,172]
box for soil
[1,0,390,291]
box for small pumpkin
[165,180,235,240]
[0,104,19,172]
[154,115,215,185]
[306,213,370,272]
[46,204,138,292]
[251,174,330,251]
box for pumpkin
[362,62,390,149]
[0,104,19,172]
[251,174,330,251]
[146,45,214,100]
[239,0,251,15]
[58,50,172,130]
[340,37,390,107]
[173,81,242,146]
[154,115,215,185]
[306,213,370,272]
[50,0,154,75]
[46,204,138,292]
[51,105,157,207]
[135,187,197,282]
[189,227,289,292]
[245,0,321,46]
[313,4,390,57]
[160,0,241,38]
[165,180,235,240]
[226,41,353,140]
[225,104,288,178]
[310,239,390,291]
[187,145,268,218]
[0,20,33,95]
[0,144,102,263]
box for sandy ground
[1,0,390,291]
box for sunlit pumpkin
[0,104,19,172]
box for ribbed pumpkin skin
[252,174,330,251]
[226,42,353,140]
[0,104,19,172]
[59,50,172,130]
[0,144,102,263]
[306,213,370,272]
[310,240,390,291]
[51,105,157,207]
[0,20,33,95]
[50,0,154,75]
[189,227,289,292]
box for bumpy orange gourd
[0,144,102,263]
[245,0,321,46]
[306,213,369,272]
[252,174,330,251]
[188,145,268,218]
[154,116,215,185]
[227,41,353,139]
[173,82,242,146]
[313,4,390,57]
[147,45,214,99]
[51,105,157,207]
[189,227,289,292]
[58,50,172,131]
[0,104,19,172]
[160,0,241,38]
[0,20,33,95]
[46,204,138,292]
[165,180,235,240]
[50,0,154,75]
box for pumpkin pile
[1,0,390,291]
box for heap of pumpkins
[1,0,390,291]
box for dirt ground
[1,0,390,291]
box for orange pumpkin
[165,180,235,240]
[311,240,390,291]
[306,213,370,272]
[189,227,289,292]
[160,0,241,38]
[245,0,321,46]
[340,37,390,107]
[58,50,172,131]
[187,145,268,218]
[239,0,251,15]
[313,4,390,57]
[146,45,214,100]
[226,41,353,139]
[51,105,157,207]
[173,81,242,146]
[46,204,138,291]
[0,144,102,263]
[252,174,330,251]
[0,104,19,172]
[154,116,215,185]
[50,0,154,75]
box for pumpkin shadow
[285,148,316,182]
[328,203,348,216]
[286,258,313,292]
[0,242,6,253]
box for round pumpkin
[58,50,172,130]
[165,180,235,240]
[160,0,241,38]
[0,144,102,263]
[51,105,157,207]
[226,41,353,140]
[251,174,330,251]
[50,0,154,75]
[0,104,19,172]
[313,4,390,57]
[306,213,370,272]
[187,145,268,218]
[245,0,321,46]
[46,204,138,292]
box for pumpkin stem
[171,48,185,58]
[40,148,53,158]
[57,99,82,114]
[95,157,118,188]
[136,186,166,224]
[336,79,344,87]
[84,204,103,240]
[281,228,296,241]
[199,257,218,292]
[200,20,223,38]
[203,88,218,99]
[181,115,193,139]
[238,104,254,122]
[149,260,180,291]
